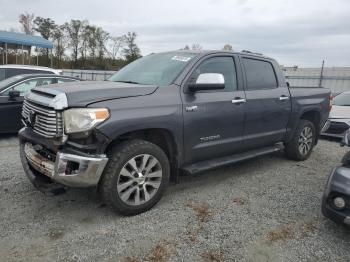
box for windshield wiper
[115,80,141,84]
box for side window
[192,57,237,91]
[6,68,20,78]
[5,69,34,78]
[6,79,39,96]
[36,70,54,74]
[243,58,278,90]
[36,78,54,86]
[57,78,78,83]
[3,78,53,96]
[0,69,5,81]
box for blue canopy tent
[0,31,53,66]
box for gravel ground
[0,135,350,262]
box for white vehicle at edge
[322,91,350,138]
[0,65,62,81]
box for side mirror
[9,90,20,99]
[286,81,290,87]
[188,73,225,92]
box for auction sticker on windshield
[171,56,192,62]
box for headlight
[64,108,109,134]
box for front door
[0,94,24,133]
[182,55,246,164]
[0,78,54,133]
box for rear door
[241,57,291,149]
[182,54,246,164]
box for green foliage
[33,16,56,40]
[122,32,142,63]
[17,14,142,70]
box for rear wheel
[285,119,316,161]
[100,139,170,215]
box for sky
[1,0,350,67]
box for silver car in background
[322,91,350,138]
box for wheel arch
[300,110,321,144]
[105,128,181,183]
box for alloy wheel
[298,126,313,156]
[116,154,162,206]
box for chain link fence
[62,69,117,81]
[62,67,350,94]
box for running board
[181,143,284,175]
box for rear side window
[192,56,237,91]
[36,70,54,74]
[0,69,5,81]
[243,58,277,90]
[5,68,54,78]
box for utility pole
[319,60,324,88]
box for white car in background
[0,65,62,81]
[322,91,350,138]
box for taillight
[329,95,333,111]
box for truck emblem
[185,105,198,112]
[200,135,221,142]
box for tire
[100,139,170,216]
[285,119,316,161]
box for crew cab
[19,50,331,215]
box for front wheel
[100,139,170,215]
[285,119,316,161]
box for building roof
[0,31,53,49]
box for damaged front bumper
[19,128,108,192]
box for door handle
[279,95,289,101]
[232,98,246,104]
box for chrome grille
[22,99,63,138]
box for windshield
[0,75,25,92]
[333,92,350,106]
[108,52,198,86]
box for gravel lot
[0,135,350,262]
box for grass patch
[201,250,225,262]
[146,242,171,262]
[267,225,294,242]
[185,201,212,223]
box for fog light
[334,197,346,209]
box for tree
[122,32,141,63]
[107,36,125,60]
[64,19,87,68]
[180,44,202,51]
[19,12,35,35]
[80,24,94,68]
[223,44,233,51]
[95,27,109,61]
[34,17,56,39]
[180,45,190,50]
[33,16,56,66]
[52,25,66,68]
[191,43,203,51]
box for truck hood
[34,81,158,107]
[330,105,350,119]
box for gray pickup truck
[19,50,331,215]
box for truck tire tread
[99,139,169,216]
[285,119,316,161]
